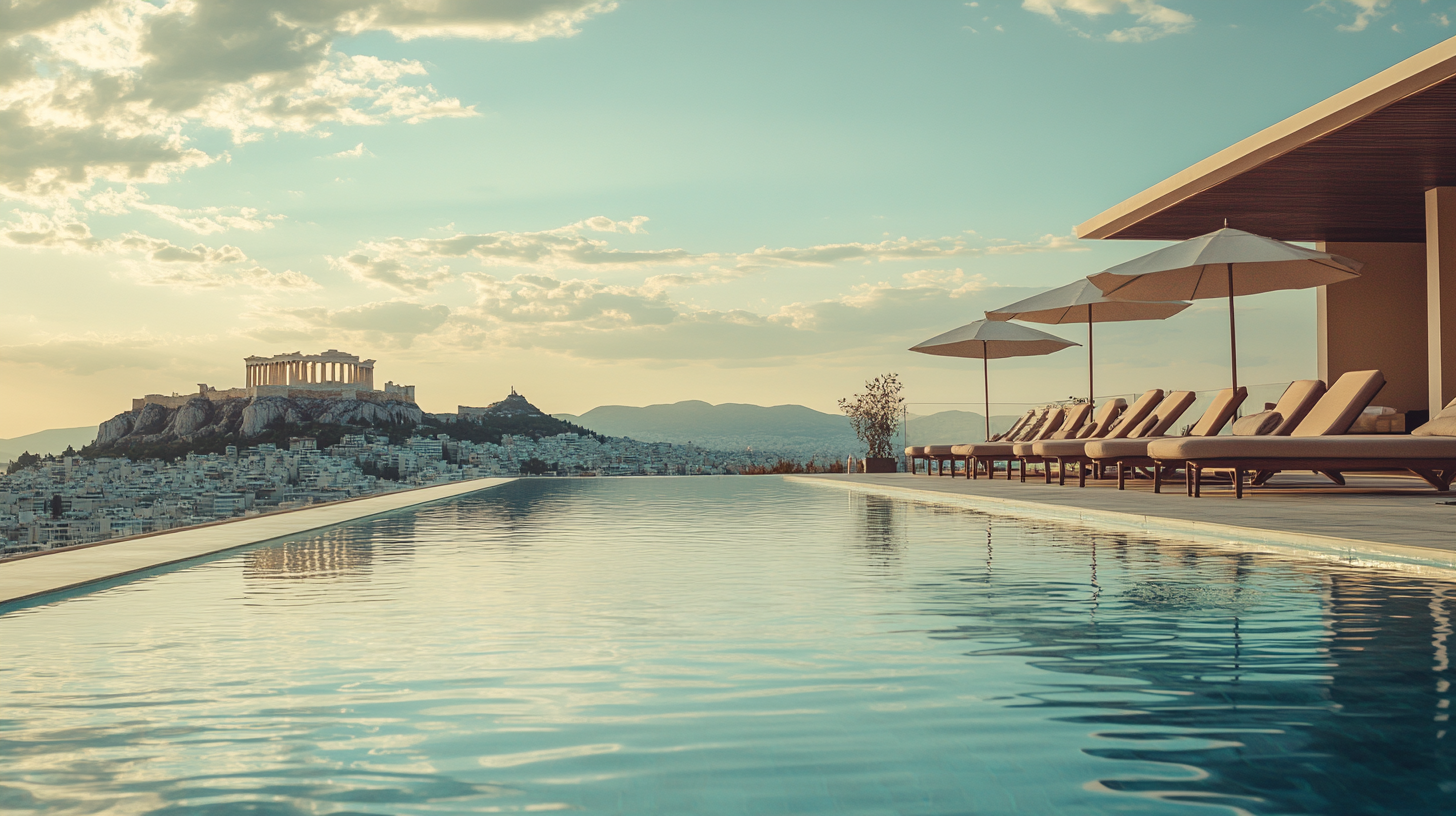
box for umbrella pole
[1227,263,1238,392]
[982,341,991,442]
[1087,304,1095,406]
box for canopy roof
[1077,36,1456,243]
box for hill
[0,426,97,463]
[555,401,1023,453]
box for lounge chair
[904,446,927,474]
[1084,386,1248,490]
[1009,401,1099,482]
[1146,370,1456,497]
[953,406,1066,479]
[1034,390,1165,486]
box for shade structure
[1087,227,1363,391]
[984,279,1189,405]
[910,319,1079,440]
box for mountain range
[0,426,97,464]
[555,401,1019,454]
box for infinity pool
[1,477,1453,814]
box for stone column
[1428,187,1456,416]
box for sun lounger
[1084,386,1248,489]
[1146,370,1424,497]
[907,408,1039,476]
[953,406,1066,479]
[1034,390,1165,486]
[1009,402,1099,482]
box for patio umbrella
[910,319,1079,440]
[985,279,1188,405]
[1087,227,1362,391]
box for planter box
[863,457,897,474]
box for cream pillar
[1428,188,1456,416]
[1317,241,1428,411]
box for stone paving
[792,469,1456,570]
[0,478,514,606]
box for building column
[1317,241,1428,412]
[1428,187,1456,416]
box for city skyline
[2,1,1451,437]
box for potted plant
[839,374,904,473]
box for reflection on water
[1,478,1454,815]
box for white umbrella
[910,319,1079,439]
[1087,227,1362,391]
[985,279,1188,405]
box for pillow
[1414,398,1456,437]
[1231,411,1282,436]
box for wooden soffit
[1077,36,1456,243]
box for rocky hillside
[94,396,423,451]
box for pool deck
[790,471,1456,572]
[0,477,515,606]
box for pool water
[1,477,1453,815]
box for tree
[838,373,904,460]
[520,457,549,476]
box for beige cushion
[1292,370,1385,437]
[924,445,955,455]
[1085,438,1157,460]
[1032,439,1090,457]
[1105,390,1163,440]
[1232,411,1282,436]
[1147,434,1456,460]
[1187,386,1249,437]
[1048,403,1093,439]
[1132,414,1159,438]
[1268,380,1326,435]
[1414,397,1456,437]
[1147,391,1196,436]
[954,443,1014,456]
[905,446,924,456]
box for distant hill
[555,401,1022,453]
[0,426,96,463]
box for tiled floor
[0,478,515,605]
[792,468,1456,565]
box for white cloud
[1311,0,1393,32]
[328,142,372,159]
[435,267,1007,364]
[0,333,200,375]
[1022,0,1195,41]
[343,218,1086,286]
[85,187,281,234]
[331,252,452,293]
[0,0,615,206]
[250,300,452,347]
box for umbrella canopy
[1086,227,1363,391]
[910,319,1078,439]
[985,280,1189,405]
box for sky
[0,0,1452,437]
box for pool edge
[0,477,517,606]
[789,475,1456,577]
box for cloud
[85,187,282,234]
[327,142,372,159]
[0,210,316,291]
[1310,0,1393,32]
[1022,0,1195,41]
[251,300,452,347]
[0,1,616,205]
[348,216,700,273]
[331,252,451,293]
[438,267,1006,364]
[343,217,1085,283]
[0,334,197,375]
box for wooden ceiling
[1078,38,1456,243]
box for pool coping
[788,475,1456,577]
[0,477,516,606]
